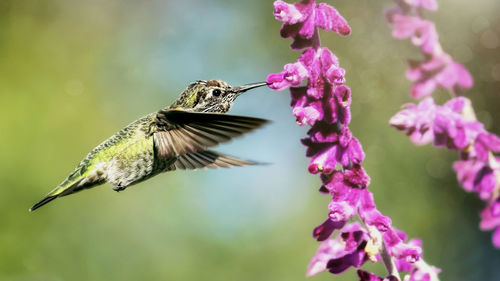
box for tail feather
[29,178,85,212]
[29,195,58,212]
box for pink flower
[273,0,304,24]
[480,202,500,237]
[474,132,500,162]
[269,0,441,277]
[407,56,473,99]
[266,61,309,90]
[392,15,439,54]
[308,223,369,276]
[389,97,436,145]
[274,0,351,49]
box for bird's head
[170,80,267,113]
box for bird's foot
[113,185,127,192]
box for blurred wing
[153,109,268,159]
[172,150,258,170]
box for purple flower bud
[391,15,439,54]
[319,47,340,69]
[313,218,346,241]
[443,96,467,113]
[325,67,346,85]
[341,222,367,251]
[326,247,367,274]
[390,240,422,263]
[383,229,423,265]
[329,201,356,222]
[410,79,437,99]
[433,108,483,150]
[307,145,338,174]
[307,239,343,276]
[434,62,473,90]
[322,171,352,196]
[389,97,435,145]
[344,164,371,188]
[284,62,309,85]
[474,132,500,162]
[473,166,496,200]
[266,72,290,90]
[359,190,392,232]
[273,0,304,24]
[266,61,309,90]
[453,160,484,192]
[331,85,352,124]
[315,3,351,36]
[480,201,500,232]
[292,97,324,126]
[276,1,352,49]
[362,209,392,232]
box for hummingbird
[29,80,269,212]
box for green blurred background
[1,0,499,280]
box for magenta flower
[391,97,491,151]
[308,222,370,276]
[386,0,500,249]
[391,15,439,55]
[474,132,500,162]
[432,106,482,150]
[480,201,500,247]
[406,55,473,98]
[273,0,350,50]
[389,97,435,145]
[268,1,440,279]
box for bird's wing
[171,150,258,170]
[152,109,268,159]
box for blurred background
[1,0,499,280]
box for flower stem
[312,28,321,50]
[381,242,401,281]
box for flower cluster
[386,1,473,99]
[267,1,440,280]
[387,0,500,247]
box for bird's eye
[212,89,222,97]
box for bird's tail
[29,194,59,212]
[29,178,84,212]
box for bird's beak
[230,82,269,95]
